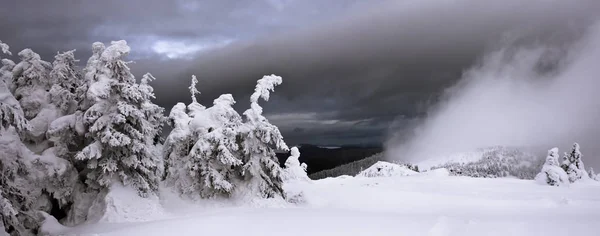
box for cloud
[386,19,600,169]
[151,38,234,59]
[162,0,600,145]
[1,0,599,147]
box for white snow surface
[46,172,600,236]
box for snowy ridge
[356,161,417,178]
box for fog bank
[386,21,600,169]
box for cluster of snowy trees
[536,143,599,186]
[431,146,544,179]
[0,40,308,235]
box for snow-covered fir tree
[77,42,106,111]
[186,75,205,118]
[0,54,27,133]
[75,40,165,196]
[561,143,588,183]
[535,148,569,186]
[237,74,288,198]
[1,42,78,235]
[0,59,15,86]
[11,49,52,119]
[49,50,81,114]
[165,76,245,198]
[282,147,309,182]
[187,94,244,198]
[163,103,194,183]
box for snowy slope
[52,173,600,236]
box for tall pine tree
[238,75,288,198]
[75,40,165,196]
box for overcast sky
[1,0,599,146]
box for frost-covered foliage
[282,147,309,182]
[165,75,289,200]
[238,75,288,198]
[49,50,81,113]
[0,60,15,86]
[0,76,28,133]
[535,148,569,186]
[75,40,165,196]
[165,92,244,198]
[431,146,544,179]
[186,75,205,118]
[0,41,10,57]
[77,42,106,111]
[188,94,244,198]
[11,49,52,119]
[561,143,588,183]
[163,103,194,183]
[0,128,77,236]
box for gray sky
[1,0,599,147]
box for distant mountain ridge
[276,144,382,175]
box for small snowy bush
[282,147,310,182]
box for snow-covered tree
[49,50,81,113]
[11,49,52,119]
[77,42,106,111]
[561,143,588,183]
[0,45,27,133]
[165,78,246,198]
[535,148,569,186]
[0,59,15,86]
[187,75,205,118]
[589,167,598,181]
[237,75,288,198]
[185,94,244,198]
[75,40,165,196]
[0,41,10,56]
[282,147,309,182]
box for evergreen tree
[187,94,244,198]
[1,42,77,234]
[77,42,106,111]
[561,143,588,183]
[75,40,165,196]
[11,49,52,119]
[0,59,15,86]
[238,75,288,198]
[165,76,244,198]
[0,67,27,132]
[49,50,81,114]
[535,148,569,186]
[187,75,205,118]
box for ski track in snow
[62,174,600,236]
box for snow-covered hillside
[49,171,600,236]
[415,146,544,179]
[356,161,417,178]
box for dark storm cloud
[165,0,600,145]
[1,0,600,146]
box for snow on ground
[57,173,600,236]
